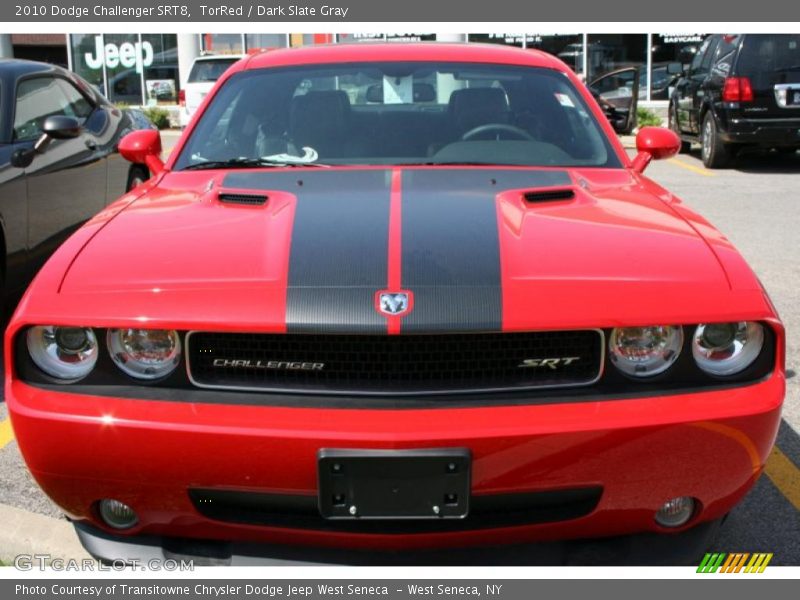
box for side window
[689,40,709,73]
[698,37,720,74]
[712,37,739,80]
[690,37,720,75]
[13,77,93,141]
[56,79,94,120]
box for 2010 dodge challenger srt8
[5,43,784,565]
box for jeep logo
[518,357,581,370]
[84,35,154,74]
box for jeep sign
[84,36,154,74]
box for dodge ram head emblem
[377,291,412,316]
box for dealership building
[0,32,704,111]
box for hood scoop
[523,187,575,203]
[217,191,269,206]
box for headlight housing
[608,326,683,378]
[107,329,181,380]
[692,322,764,376]
[26,326,98,382]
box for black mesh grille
[524,188,575,203]
[218,193,268,205]
[187,331,603,395]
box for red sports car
[5,43,784,565]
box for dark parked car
[0,59,150,314]
[669,34,800,168]
[587,67,642,135]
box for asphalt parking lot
[0,137,798,565]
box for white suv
[180,54,244,127]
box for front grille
[186,330,603,395]
[188,487,603,533]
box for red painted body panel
[4,43,784,553]
[6,373,784,549]
[13,166,766,332]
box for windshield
[188,58,239,83]
[174,61,620,170]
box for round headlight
[692,322,764,376]
[107,329,181,380]
[26,326,98,382]
[609,326,683,378]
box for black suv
[669,34,800,168]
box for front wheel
[126,165,149,192]
[701,113,732,169]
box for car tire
[701,112,732,169]
[126,165,149,192]
[669,105,691,154]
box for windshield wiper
[183,157,329,171]
[184,147,328,171]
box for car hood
[55,167,757,331]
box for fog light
[654,496,696,528]
[98,499,138,529]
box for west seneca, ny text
[16,584,504,597]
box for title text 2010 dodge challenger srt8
[5,44,784,565]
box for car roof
[195,54,245,62]
[243,43,569,72]
[0,58,62,78]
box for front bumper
[7,374,783,557]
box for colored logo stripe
[697,553,773,573]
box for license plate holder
[318,448,470,520]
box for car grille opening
[186,330,603,395]
[188,487,603,533]
[523,188,575,203]
[217,192,268,205]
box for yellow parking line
[764,445,800,511]
[667,157,718,177]
[0,418,14,450]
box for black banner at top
[3,0,800,22]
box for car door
[681,36,721,135]
[672,40,707,133]
[0,140,29,299]
[589,67,640,134]
[13,75,108,272]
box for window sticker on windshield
[554,93,575,107]
[384,75,413,104]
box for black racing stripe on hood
[224,170,391,333]
[400,169,571,332]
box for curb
[0,502,90,565]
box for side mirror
[41,115,82,140]
[666,62,683,75]
[631,126,681,173]
[119,129,165,176]
[11,115,82,168]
